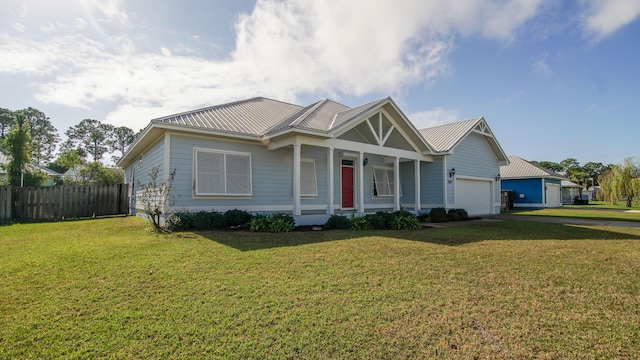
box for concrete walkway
[487,214,640,228]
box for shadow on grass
[195,220,640,251]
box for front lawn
[509,207,640,222]
[1,217,640,358]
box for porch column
[394,156,400,211]
[414,159,421,211]
[358,151,365,214]
[293,143,301,216]
[327,147,334,215]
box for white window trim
[372,165,402,198]
[300,158,318,197]
[194,148,252,196]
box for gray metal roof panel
[500,156,566,179]
[418,117,482,153]
[330,97,390,131]
[152,97,303,136]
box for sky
[1,0,639,166]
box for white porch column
[443,157,448,209]
[358,151,365,214]
[414,159,421,211]
[327,147,334,215]
[293,143,301,216]
[394,156,400,211]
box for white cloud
[0,0,580,131]
[582,0,640,39]
[408,107,460,129]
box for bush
[429,208,448,223]
[224,209,253,227]
[350,216,372,230]
[390,215,422,230]
[447,208,469,222]
[365,213,388,230]
[324,215,351,230]
[165,211,226,231]
[249,213,295,233]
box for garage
[456,179,493,215]
[545,183,561,208]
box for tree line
[532,157,640,207]
[0,107,137,186]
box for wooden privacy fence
[0,184,129,224]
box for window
[372,166,401,197]
[300,159,318,196]
[195,149,251,196]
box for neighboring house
[561,180,583,204]
[500,156,565,208]
[0,151,60,186]
[0,152,8,182]
[117,96,509,225]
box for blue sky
[1,0,639,166]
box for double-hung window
[372,166,401,197]
[194,148,252,196]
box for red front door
[341,166,354,208]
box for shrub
[249,213,294,233]
[269,214,295,233]
[194,211,213,230]
[429,208,448,223]
[324,215,350,230]
[391,215,422,230]
[224,209,253,227]
[393,210,414,218]
[365,213,388,230]
[350,216,372,230]
[447,208,469,222]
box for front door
[341,166,354,208]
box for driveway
[488,214,640,228]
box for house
[561,180,583,204]
[117,97,509,225]
[500,156,565,208]
[0,151,61,186]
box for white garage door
[456,179,492,215]
[545,183,561,208]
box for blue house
[117,97,509,225]
[500,156,565,208]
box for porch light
[495,173,501,181]
[449,167,456,178]
[363,157,368,166]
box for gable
[420,117,508,165]
[334,103,432,153]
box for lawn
[509,206,640,222]
[1,217,640,359]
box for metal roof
[500,156,566,180]
[264,99,350,135]
[152,97,303,136]
[418,117,482,153]
[331,97,390,131]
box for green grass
[509,207,640,222]
[569,200,640,210]
[2,217,640,358]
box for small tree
[4,114,31,186]
[137,166,177,231]
[599,158,640,207]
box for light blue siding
[421,157,444,207]
[447,133,500,211]
[168,134,297,211]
